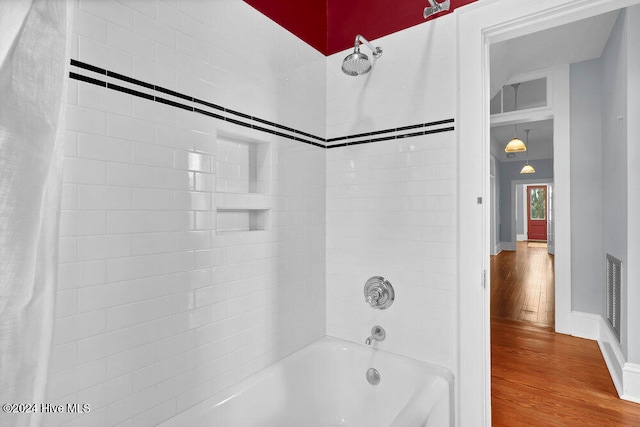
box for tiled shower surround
[52,1,326,425]
[325,15,457,370]
[50,1,456,426]
[325,134,457,369]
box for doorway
[484,4,624,425]
[457,1,636,424]
[490,169,556,328]
[527,185,547,241]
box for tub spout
[365,325,385,345]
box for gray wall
[499,158,554,243]
[626,4,640,365]
[570,58,604,315]
[569,7,640,364]
[601,9,629,357]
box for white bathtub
[160,336,454,427]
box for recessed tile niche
[215,134,271,233]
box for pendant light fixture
[520,129,535,174]
[504,83,527,153]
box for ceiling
[490,10,620,163]
[243,0,477,56]
[490,10,619,97]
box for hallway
[491,241,554,328]
[490,243,640,425]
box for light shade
[505,137,527,153]
[520,164,536,174]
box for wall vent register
[606,254,622,341]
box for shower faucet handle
[364,276,395,310]
[365,289,381,307]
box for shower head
[424,0,450,19]
[341,47,372,76]
[341,35,382,77]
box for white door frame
[456,0,640,425]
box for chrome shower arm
[354,35,382,58]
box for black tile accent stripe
[226,108,252,120]
[396,123,425,132]
[108,82,153,100]
[107,71,155,90]
[194,107,225,121]
[156,86,193,102]
[155,96,194,111]
[424,118,455,127]
[325,118,456,143]
[327,142,348,148]
[68,59,455,149]
[71,59,106,75]
[70,72,106,87]
[194,98,224,111]
[325,126,456,148]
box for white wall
[50,1,326,425]
[570,58,604,315]
[325,14,457,372]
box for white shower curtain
[0,1,71,426]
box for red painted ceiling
[243,0,478,56]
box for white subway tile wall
[216,136,261,194]
[325,136,457,371]
[325,14,457,139]
[325,15,458,372]
[51,1,326,426]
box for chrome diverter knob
[364,276,394,310]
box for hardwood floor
[492,318,640,426]
[491,241,554,327]
[490,242,640,425]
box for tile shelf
[215,134,271,233]
[216,208,270,233]
[215,192,271,211]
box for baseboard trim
[622,363,640,404]
[516,234,526,241]
[500,241,516,251]
[597,316,625,397]
[568,311,599,340]
[562,313,640,402]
